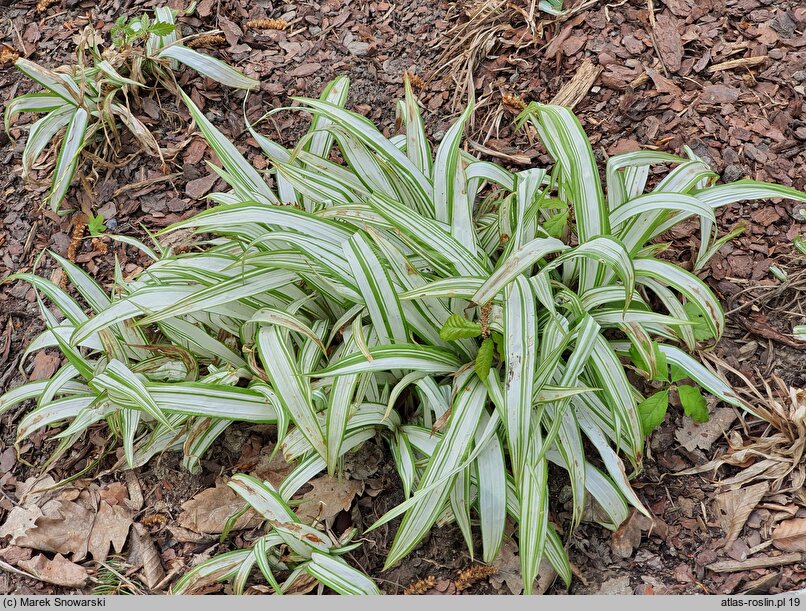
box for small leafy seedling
[87,213,106,237]
[634,344,711,435]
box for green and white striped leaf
[49,107,88,210]
[158,46,258,90]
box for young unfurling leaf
[475,337,495,381]
[439,314,482,340]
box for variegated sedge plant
[4,6,258,212]
[2,76,805,594]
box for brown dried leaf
[129,523,164,590]
[18,553,87,587]
[772,518,806,552]
[178,480,262,534]
[610,509,650,558]
[87,502,132,562]
[490,535,523,594]
[675,407,737,452]
[0,506,44,542]
[15,499,93,560]
[167,524,218,544]
[99,482,129,506]
[125,472,144,511]
[715,482,769,547]
[296,476,363,524]
[251,446,295,488]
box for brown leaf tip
[404,72,426,91]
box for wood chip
[707,552,802,573]
[708,56,768,73]
[653,12,684,73]
[550,59,603,108]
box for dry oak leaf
[675,407,737,452]
[715,481,769,547]
[772,518,806,552]
[178,480,262,534]
[297,476,363,524]
[99,482,129,506]
[18,553,88,588]
[490,535,523,594]
[87,501,133,562]
[12,499,93,560]
[0,506,44,542]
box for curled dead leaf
[715,482,769,547]
[772,518,806,552]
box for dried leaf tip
[67,217,87,263]
[0,44,19,67]
[245,18,289,31]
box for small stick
[708,55,767,73]
[708,552,802,573]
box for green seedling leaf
[638,390,668,436]
[475,337,495,381]
[87,214,106,237]
[684,301,716,341]
[670,363,688,383]
[678,384,709,423]
[149,22,176,36]
[629,342,668,382]
[492,331,505,360]
[439,314,482,340]
[543,210,568,238]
